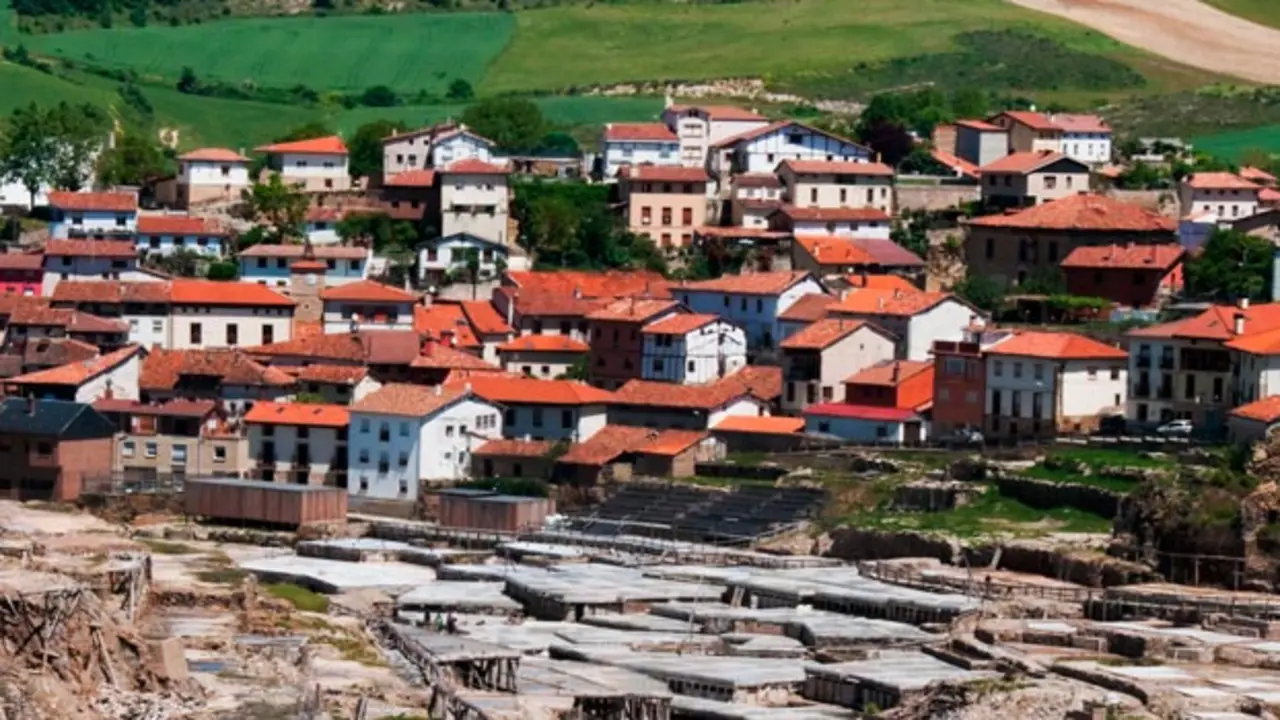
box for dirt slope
[1007,0,1280,84]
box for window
[145,442,158,459]
[641,206,652,225]
[263,325,274,344]
[358,449,369,463]
[446,425,454,437]
[1013,362,1023,379]
[152,319,163,333]
[1110,368,1121,380]
[993,360,1003,377]
[1033,364,1043,381]
[810,188,818,204]
[839,188,847,204]
[398,452,409,467]
[561,410,573,429]
[681,207,693,226]
[190,323,202,344]
[661,208,672,225]
[122,440,135,458]
[653,359,664,372]
[985,237,995,260]
[532,408,544,427]
[505,408,515,425]
[378,422,390,441]
[1087,367,1098,379]
[172,444,188,466]
[214,446,227,463]
[1044,176,1057,190]
[400,422,410,437]
[360,418,370,433]
[226,324,238,345]
[687,360,695,372]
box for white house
[382,123,495,180]
[175,148,251,207]
[672,271,827,350]
[42,239,161,296]
[829,289,978,361]
[5,344,143,403]
[711,121,872,176]
[1228,396,1280,445]
[497,335,589,380]
[47,191,138,240]
[609,368,776,431]
[349,383,503,499]
[320,280,416,334]
[600,123,681,179]
[1179,173,1261,221]
[660,103,770,169]
[0,177,49,210]
[238,245,371,288]
[50,280,173,349]
[984,330,1127,440]
[466,375,612,442]
[640,313,747,384]
[1052,114,1113,166]
[244,401,349,485]
[255,135,350,192]
[416,232,529,286]
[135,214,230,258]
[167,279,294,349]
[779,318,897,413]
[438,158,510,245]
[771,206,893,240]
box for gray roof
[0,398,114,439]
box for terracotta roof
[384,170,437,188]
[1241,166,1277,185]
[305,206,344,223]
[711,119,866,152]
[505,270,669,299]
[500,290,608,319]
[678,271,814,296]
[586,298,679,323]
[178,147,249,163]
[724,365,781,401]
[557,425,654,465]
[795,236,924,268]
[778,294,838,323]
[979,150,1073,174]
[1262,188,1280,204]
[967,194,1176,232]
[734,174,783,189]
[845,359,933,386]
[1223,324,1280,355]
[6,345,141,387]
[442,158,509,175]
[929,150,981,180]
[294,363,368,385]
[0,295,49,317]
[238,244,367,259]
[23,337,99,368]
[668,104,767,121]
[461,376,614,406]
[641,313,720,335]
[1183,172,1259,190]
[140,348,295,391]
[622,165,710,183]
[829,288,954,317]
[991,111,1060,132]
[170,279,294,307]
[635,428,706,456]
[776,206,891,223]
[413,304,481,348]
[244,401,349,428]
[44,239,137,258]
[381,122,472,145]
[780,318,871,351]
[804,403,918,422]
[955,119,1004,132]
[778,160,894,177]
[137,215,226,236]
[256,135,348,155]
[1049,113,1110,133]
[291,260,328,272]
[694,226,790,241]
[246,330,422,365]
[604,123,678,142]
[1230,396,1280,423]
[48,191,137,213]
[352,383,470,417]
[985,331,1126,360]
[473,438,554,458]
[712,415,804,435]
[0,253,44,270]
[845,274,920,293]
[93,398,217,418]
[1136,304,1280,343]
[612,366,779,410]
[461,301,512,336]
[497,335,590,353]
[320,279,416,303]
[1060,243,1184,270]
[9,305,129,333]
[411,342,498,370]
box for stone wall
[896,183,980,212]
[994,475,1122,519]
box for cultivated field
[1194,124,1280,161]
[1204,0,1280,29]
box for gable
[744,125,867,155]
[1036,158,1090,175]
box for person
[435,614,446,632]
[446,612,458,634]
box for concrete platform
[237,555,437,593]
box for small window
[122,441,135,458]
[145,442,158,458]
[172,444,188,466]
[400,422,410,437]
[213,446,227,463]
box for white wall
[169,306,293,349]
[500,351,579,380]
[247,424,342,476]
[787,219,892,240]
[182,160,250,187]
[73,353,141,403]
[642,321,747,384]
[987,357,1126,421]
[906,300,975,361]
[42,259,155,295]
[279,153,348,180]
[440,174,510,244]
[602,139,680,178]
[322,300,414,334]
[0,178,48,209]
[1179,186,1260,221]
[434,133,493,167]
[804,414,913,443]
[417,236,516,282]
[782,326,895,412]
[1061,360,1127,417]
[501,403,607,442]
[123,313,171,350]
[1061,132,1112,166]
[730,128,870,175]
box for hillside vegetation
[1204,0,1280,29]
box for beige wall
[627,190,708,248]
[500,350,581,379]
[1179,186,1260,220]
[779,170,893,214]
[781,326,895,413]
[114,432,248,477]
[982,169,1088,205]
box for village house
[600,123,681,179]
[791,236,924,278]
[0,254,43,297]
[497,334,588,379]
[711,414,805,453]
[14,337,99,378]
[641,313,747,385]
[465,375,612,442]
[988,111,1112,166]
[42,239,161,295]
[168,280,294,350]
[555,425,715,484]
[661,103,770,169]
[135,215,230,258]
[978,150,1090,209]
[493,270,669,341]
[776,293,839,341]
[416,232,529,287]
[174,147,251,208]
[292,364,382,405]
[349,384,503,499]
[245,330,423,386]
[139,348,295,414]
[382,123,495,180]
[438,158,511,245]
[711,120,872,176]
[1228,396,1280,445]
[460,300,515,364]
[95,398,245,480]
[471,438,555,480]
[6,305,130,351]
[586,298,683,390]
[673,271,826,350]
[1060,243,1185,308]
[1178,172,1261,221]
[985,331,1127,440]
[930,338,986,440]
[50,281,173,349]
[803,359,934,444]
[609,367,779,431]
[319,280,416,334]
[953,120,1009,168]
[828,289,977,361]
[413,303,484,356]
[964,193,1177,288]
[0,398,116,502]
[5,344,144,404]
[779,318,897,413]
[245,401,349,486]
[769,206,892,239]
[256,135,350,192]
[620,165,711,249]
[1223,307,1280,415]
[409,336,502,385]
[776,159,895,215]
[728,174,784,229]
[302,206,343,245]
[237,245,370,288]
[47,191,137,239]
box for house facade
[47,191,137,240]
[245,401,349,486]
[714,121,872,176]
[954,120,1009,168]
[769,206,892,240]
[319,280,416,334]
[42,240,160,296]
[587,298,682,389]
[95,399,246,480]
[5,344,143,404]
[621,165,710,249]
[256,135,351,192]
[641,314,747,385]
[673,271,826,350]
[1179,173,1261,221]
[779,318,896,413]
[237,245,370,288]
[382,124,495,180]
[660,104,770,169]
[136,215,230,258]
[600,123,681,179]
[777,160,895,215]
[438,159,510,244]
[978,151,1090,208]
[829,290,977,361]
[0,398,116,502]
[466,376,612,442]
[416,233,529,287]
[176,148,251,207]
[0,254,43,296]
[497,335,588,379]
[1060,244,1185,308]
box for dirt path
[1007,0,1280,85]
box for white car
[1156,419,1193,436]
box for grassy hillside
[1194,124,1280,162]
[1204,0,1280,29]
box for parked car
[1156,419,1193,436]
[937,427,984,447]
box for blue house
[48,191,138,240]
[238,245,370,289]
[672,271,826,350]
[136,215,230,258]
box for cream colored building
[660,103,770,168]
[95,399,249,479]
[244,402,348,486]
[989,111,1063,154]
[1179,173,1262,220]
[979,151,1090,208]
[777,159,895,215]
[779,319,897,413]
[622,165,711,249]
[497,335,588,379]
[382,124,495,180]
[255,136,350,192]
[168,281,294,350]
[175,148,251,208]
[439,159,511,245]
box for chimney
[1239,297,1251,311]
[435,384,443,396]
[891,362,900,384]
[506,293,515,328]
[442,329,456,347]
[574,287,583,300]
[422,332,437,356]
[1235,312,1246,336]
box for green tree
[241,175,309,244]
[0,104,54,207]
[97,132,172,187]
[538,131,579,156]
[335,211,418,252]
[347,119,407,179]
[512,180,665,273]
[274,122,333,143]
[446,79,474,101]
[177,66,200,94]
[461,97,547,152]
[1018,266,1066,295]
[954,275,1006,313]
[1184,229,1273,301]
[0,103,108,205]
[890,209,930,259]
[360,85,399,108]
[206,261,238,281]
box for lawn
[840,484,1113,539]
[1204,0,1280,29]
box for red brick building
[843,359,935,410]
[587,298,682,389]
[0,397,115,501]
[931,339,987,437]
[1060,243,1185,309]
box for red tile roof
[170,279,294,307]
[604,123,677,142]
[1261,188,1280,204]
[612,366,779,410]
[505,270,669,299]
[0,253,44,270]
[1135,304,1280,343]
[955,119,1004,132]
[413,304,481,348]
[668,104,767,122]
[23,337,100,368]
[1184,172,1259,190]
[238,244,367,259]
[829,288,954,317]
[48,191,137,213]
[294,363,368,385]
[642,313,720,335]
[136,215,226,236]
[246,330,422,365]
[352,383,471,417]
[777,206,891,223]
[497,335,590,353]
[678,270,814,296]
[586,298,679,323]
[845,274,920,293]
[320,279,416,303]
[929,150,982,180]
[244,401,350,428]
[778,294,838,323]
[779,160,894,177]
[93,398,218,418]
[411,342,498,370]
[804,403,919,422]
[991,111,1061,132]
[985,331,1126,360]
[634,428,707,456]
[178,147,250,163]
[473,438,554,458]
[622,165,710,183]
[53,281,173,305]
[44,239,137,258]
[9,305,129,333]
[967,194,1176,232]
[1230,395,1280,423]
[460,376,614,406]
[557,425,705,465]
[1048,113,1110,133]
[796,236,924,268]
[442,158,509,175]
[1241,166,1277,185]
[713,415,804,435]
[256,135,348,155]
[461,301,512,335]
[140,348,295,391]
[845,359,933,386]
[734,174,782,189]
[694,226,791,241]
[384,170,437,188]
[1060,243,1184,271]
[979,150,1074,174]
[5,345,141,387]
[781,318,873,351]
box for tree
[335,211,418,251]
[97,132,172,187]
[538,131,579,156]
[1184,229,1273,301]
[0,105,53,208]
[177,66,200,95]
[360,85,399,108]
[147,247,202,277]
[274,122,333,143]
[347,119,407,179]
[446,79,474,101]
[890,210,929,259]
[954,275,1006,313]
[1018,266,1066,295]
[857,118,914,167]
[461,97,547,152]
[0,103,108,206]
[512,180,665,273]
[206,261,238,281]
[241,175,309,244]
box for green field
[1194,124,1280,161]
[1204,0,1280,29]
